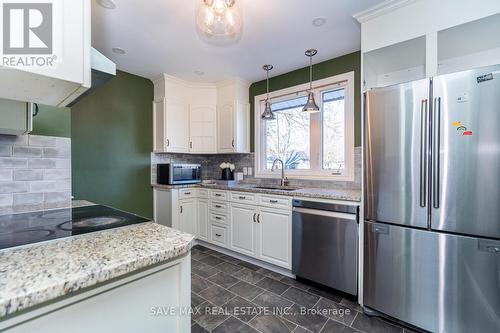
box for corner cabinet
[152,75,250,154]
[189,104,217,154]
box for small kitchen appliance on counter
[157,163,202,185]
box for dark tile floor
[191,245,418,333]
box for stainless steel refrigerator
[363,64,500,333]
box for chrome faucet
[272,159,289,187]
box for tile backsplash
[151,147,361,190]
[0,134,71,215]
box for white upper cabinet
[217,80,250,153]
[153,97,189,153]
[0,0,91,106]
[152,75,249,154]
[355,0,500,89]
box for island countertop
[0,222,194,318]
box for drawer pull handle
[253,213,256,223]
[215,205,222,208]
[256,214,260,223]
[239,196,246,200]
[215,216,222,220]
[215,233,222,237]
[184,192,191,195]
[215,193,222,197]
[269,200,278,203]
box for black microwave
[157,164,202,185]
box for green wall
[249,51,361,149]
[71,71,154,218]
[32,104,71,138]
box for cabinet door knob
[166,139,170,147]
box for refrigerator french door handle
[432,97,441,209]
[420,99,428,208]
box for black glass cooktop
[0,205,150,250]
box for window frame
[254,71,355,181]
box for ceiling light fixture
[312,17,326,27]
[112,47,126,55]
[261,64,275,121]
[96,0,116,9]
[302,49,320,113]
[196,0,243,45]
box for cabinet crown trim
[353,0,419,23]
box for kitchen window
[255,72,355,180]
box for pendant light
[302,49,320,113]
[196,0,243,45]
[261,64,276,120]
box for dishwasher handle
[293,207,357,221]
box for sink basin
[253,186,299,191]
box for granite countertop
[0,222,194,318]
[153,183,361,202]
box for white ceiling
[91,0,384,83]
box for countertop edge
[151,183,361,202]
[0,223,195,318]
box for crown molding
[353,0,420,23]
[151,73,249,89]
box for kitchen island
[0,219,194,333]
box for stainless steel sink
[253,186,299,191]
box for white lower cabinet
[178,199,196,235]
[210,224,228,247]
[156,188,292,269]
[197,199,209,241]
[257,207,291,268]
[229,203,258,257]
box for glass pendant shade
[302,49,320,113]
[196,0,243,45]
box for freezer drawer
[292,203,358,295]
[364,221,500,333]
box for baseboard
[194,239,294,278]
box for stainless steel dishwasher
[292,199,359,295]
